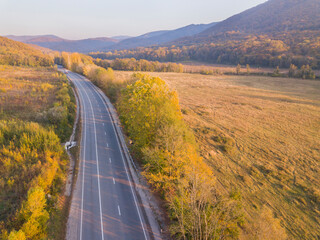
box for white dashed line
[79,79,105,240]
[118,205,121,216]
[113,178,115,184]
[109,158,111,163]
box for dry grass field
[0,65,61,121]
[115,71,320,239]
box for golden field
[115,71,320,239]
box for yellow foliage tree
[8,230,26,240]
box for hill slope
[0,36,53,66]
[181,0,320,42]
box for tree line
[94,58,184,73]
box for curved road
[64,69,153,240]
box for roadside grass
[114,71,320,239]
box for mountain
[5,35,119,53]
[0,36,53,66]
[109,22,217,50]
[178,0,320,44]
[112,35,132,41]
[4,34,62,42]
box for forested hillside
[0,37,53,67]
[91,0,320,69]
[196,0,320,37]
[91,30,320,69]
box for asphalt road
[64,69,151,240]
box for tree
[273,66,280,76]
[236,64,241,75]
[8,230,26,240]
[246,64,251,75]
[288,64,297,77]
[19,187,49,239]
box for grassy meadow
[115,71,320,239]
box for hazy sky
[0,0,266,39]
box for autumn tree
[273,66,280,76]
[236,64,241,75]
[8,230,26,240]
[19,187,49,239]
[288,64,297,77]
[246,64,251,75]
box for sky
[0,0,266,40]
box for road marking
[78,78,105,240]
[113,177,115,184]
[107,143,109,147]
[118,205,121,216]
[103,123,105,126]
[109,157,111,163]
[104,132,106,135]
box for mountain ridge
[4,22,217,52]
[4,35,118,53]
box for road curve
[63,68,154,240]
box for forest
[90,31,320,70]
